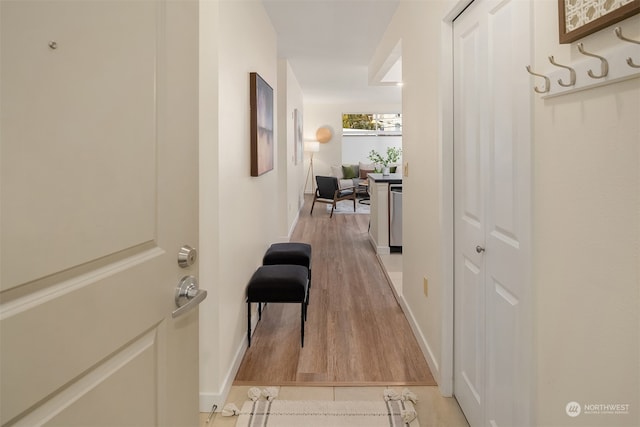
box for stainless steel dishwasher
[389,184,402,252]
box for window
[342,113,402,136]
[341,113,402,165]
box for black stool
[246,265,309,347]
[263,242,312,291]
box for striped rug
[235,399,419,427]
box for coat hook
[548,56,576,87]
[614,27,640,68]
[577,43,609,79]
[525,65,550,94]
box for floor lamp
[304,141,320,194]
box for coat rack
[526,26,640,98]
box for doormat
[224,388,419,427]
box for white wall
[342,135,402,166]
[532,5,639,426]
[370,0,450,386]
[303,103,401,191]
[198,0,280,410]
[278,60,305,235]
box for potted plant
[368,147,402,175]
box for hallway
[234,196,435,385]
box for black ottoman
[263,242,312,290]
[246,264,309,347]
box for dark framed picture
[558,0,640,44]
[250,72,274,176]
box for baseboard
[277,201,302,243]
[374,253,441,386]
[198,310,258,412]
[368,234,390,255]
[395,291,440,385]
[287,209,300,240]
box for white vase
[382,166,390,175]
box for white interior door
[0,1,202,426]
[453,1,532,426]
[454,3,489,424]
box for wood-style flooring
[234,196,436,386]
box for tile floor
[200,385,469,427]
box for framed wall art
[250,72,274,176]
[294,109,303,165]
[558,0,640,44]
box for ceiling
[262,0,402,105]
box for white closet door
[453,0,532,426]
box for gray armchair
[310,176,356,218]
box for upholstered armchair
[310,176,356,218]
[331,163,375,190]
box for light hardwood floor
[234,196,435,386]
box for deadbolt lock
[178,245,197,268]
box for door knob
[476,245,485,253]
[172,275,207,318]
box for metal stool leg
[301,302,305,347]
[247,301,252,347]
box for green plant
[367,147,402,167]
[343,114,377,130]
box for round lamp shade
[316,126,332,143]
